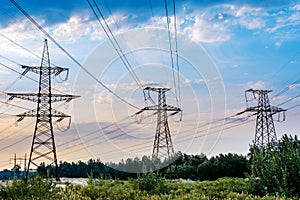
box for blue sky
[0,0,300,170]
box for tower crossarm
[244,106,286,114]
[51,94,80,103]
[16,109,37,121]
[144,87,171,92]
[246,88,272,94]
[16,108,70,122]
[135,105,181,113]
[7,93,79,103]
[7,93,39,102]
[51,109,71,119]
[21,65,69,77]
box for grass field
[0,175,298,200]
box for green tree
[249,134,300,197]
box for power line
[0,32,64,70]
[58,107,248,160]
[0,59,69,95]
[163,0,180,107]
[0,121,33,143]
[271,78,300,100]
[0,32,41,60]
[148,0,167,67]
[102,0,120,29]
[0,134,31,152]
[286,102,300,110]
[79,117,255,161]
[269,49,300,80]
[57,112,158,156]
[0,100,31,111]
[172,0,181,108]
[60,112,252,161]
[60,123,150,159]
[87,0,145,98]
[276,94,300,107]
[49,94,300,162]
[56,116,132,149]
[9,0,139,110]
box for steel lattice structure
[7,39,79,181]
[134,87,181,167]
[243,89,286,147]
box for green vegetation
[36,152,250,181]
[1,174,297,200]
[249,134,300,197]
[0,134,299,199]
[0,175,61,200]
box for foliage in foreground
[249,134,300,197]
[0,175,61,200]
[0,174,298,200]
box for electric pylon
[7,39,79,181]
[134,87,181,168]
[242,89,286,147]
[9,154,26,178]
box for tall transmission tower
[134,87,181,168]
[242,89,286,147]
[7,39,79,181]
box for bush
[249,134,300,197]
[134,172,167,195]
[0,175,62,200]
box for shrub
[0,175,62,200]
[249,134,300,197]
[134,172,167,195]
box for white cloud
[90,13,130,40]
[229,5,266,30]
[179,4,268,43]
[50,13,130,42]
[183,78,205,85]
[288,12,300,21]
[266,5,300,34]
[0,67,11,75]
[185,79,191,84]
[235,6,262,17]
[52,15,95,42]
[0,19,45,59]
[239,17,265,30]
[275,41,281,47]
[288,83,300,89]
[194,79,206,84]
[247,81,267,89]
[96,90,113,104]
[218,13,224,20]
[292,4,300,11]
[1,19,45,40]
[182,16,230,43]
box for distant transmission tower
[7,39,79,181]
[9,153,26,178]
[243,89,286,147]
[134,87,181,167]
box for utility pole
[7,39,79,181]
[134,87,181,170]
[9,154,26,178]
[241,89,286,147]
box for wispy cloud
[247,81,267,89]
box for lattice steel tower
[243,89,286,147]
[7,39,79,181]
[134,87,181,165]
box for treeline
[37,152,250,181]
